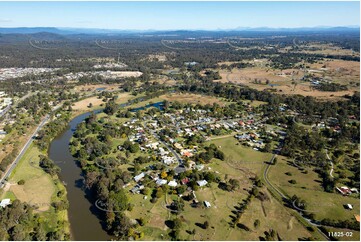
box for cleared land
[215,59,359,100]
[72,92,133,111]
[2,144,55,211]
[160,93,230,106]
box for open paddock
[160,93,230,106]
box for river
[48,110,111,241]
[48,100,165,240]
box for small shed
[204,201,211,208]
[197,180,208,187]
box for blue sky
[0,1,359,30]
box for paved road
[0,104,62,187]
[263,154,288,200]
[143,124,186,174]
[0,104,11,118]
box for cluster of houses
[0,67,58,81]
[130,170,209,194]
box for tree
[254,219,260,228]
[104,99,119,115]
[161,171,168,179]
[109,189,129,212]
[264,143,272,153]
[203,221,209,229]
[229,178,240,191]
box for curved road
[263,154,330,240]
[325,149,334,178]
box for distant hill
[0,26,359,35]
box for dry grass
[74,84,120,92]
[216,63,358,100]
[72,92,133,111]
[72,96,105,110]
[292,43,359,57]
[160,93,228,106]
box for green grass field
[122,135,315,240]
[268,156,360,223]
[206,136,273,177]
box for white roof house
[204,201,211,208]
[156,179,167,186]
[162,156,176,165]
[197,180,208,187]
[168,180,178,187]
[134,172,145,182]
[0,199,11,208]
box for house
[168,180,178,187]
[0,198,11,208]
[181,150,193,158]
[181,178,190,185]
[162,156,176,165]
[156,179,167,186]
[204,201,211,208]
[197,180,208,187]
[130,184,144,194]
[195,164,204,170]
[134,172,145,182]
[158,147,169,156]
[174,143,183,150]
[336,186,351,196]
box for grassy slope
[1,143,70,234]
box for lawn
[206,136,273,176]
